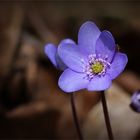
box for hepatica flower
[58,21,128,92]
[130,90,140,113]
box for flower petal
[95,30,116,62]
[87,75,112,91]
[59,38,76,46]
[55,39,76,71]
[130,90,140,113]
[44,43,57,67]
[78,21,101,55]
[58,42,87,72]
[108,52,128,80]
[55,53,67,71]
[58,69,89,93]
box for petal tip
[44,43,57,67]
[44,43,56,54]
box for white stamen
[84,53,111,80]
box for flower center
[91,61,104,74]
[83,54,110,80]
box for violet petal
[58,43,87,73]
[95,30,116,62]
[58,68,89,92]
[78,21,101,55]
[56,38,76,70]
[130,90,140,113]
[87,74,112,91]
[108,52,128,80]
[44,43,57,67]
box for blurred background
[0,0,140,139]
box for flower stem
[70,93,83,140]
[101,91,114,140]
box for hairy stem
[70,93,83,140]
[101,91,114,140]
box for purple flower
[44,39,75,71]
[58,21,128,92]
[130,90,140,113]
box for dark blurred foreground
[0,1,140,139]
